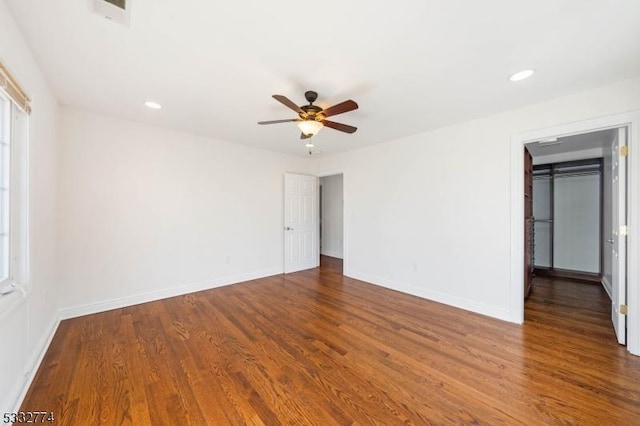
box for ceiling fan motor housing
[304,91,318,104]
[300,104,323,119]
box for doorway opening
[508,111,640,356]
[530,157,604,283]
[525,128,626,344]
[318,174,344,267]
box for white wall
[319,174,343,259]
[57,107,309,316]
[0,2,59,414]
[313,77,640,321]
[554,174,600,273]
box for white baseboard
[59,267,282,320]
[7,314,60,414]
[320,250,343,259]
[601,276,613,300]
[344,268,512,323]
[6,267,283,413]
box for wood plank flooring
[20,257,640,424]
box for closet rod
[552,171,601,179]
[533,171,601,180]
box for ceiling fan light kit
[258,90,359,146]
[298,120,323,136]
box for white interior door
[284,173,319,273]
[611,127,628,345]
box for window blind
[0,62,31,114]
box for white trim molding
[510,111,640,356]
[59,267,282,320]
[2,314,60,415]
[602,276,613,300]
[9,316,60,413]
[345,268,512,322]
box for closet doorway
[532,158,603,282]
[524,127,628,345]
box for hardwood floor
[20,257,640,424]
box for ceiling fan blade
[300,132,312,140]
[320,100,358,118]
[322,120,357,134]
[272,95,303,113]
[257,119,300,125]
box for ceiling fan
[258,91,358,140]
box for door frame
[509,111,640,356]
[316,169,346,270]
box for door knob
[285,226,294,231]
[607,239,614,244]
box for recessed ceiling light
[509,69,535,82]
[144,101,162,109]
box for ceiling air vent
[93,0,132,27]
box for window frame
[0,92,10,285]
[0,90,29,299]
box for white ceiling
[6,0,640,156]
